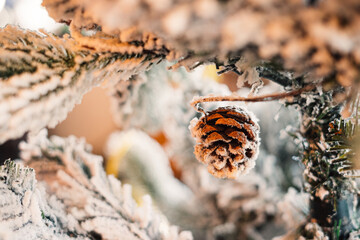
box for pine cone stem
[190,84,316,112]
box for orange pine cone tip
[189,106,260,179]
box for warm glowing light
[14,0,62,31]
[0,0,5,13]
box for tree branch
[190,84,316,112]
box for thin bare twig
[190,84,316,112]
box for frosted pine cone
[190,106,260,179]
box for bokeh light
[0,0,5,13]
[13,0,61,31]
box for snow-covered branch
[0,159,87,240]
[0,25,165,144]
[43,0,360,88]
[0,130,192,240]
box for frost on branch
[0,25,166,144]
[43,0,360,87]
[0,130,192,240]
[0,160,86,240]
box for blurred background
[0,2,305,238]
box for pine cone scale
[228,144,243,156]
[215,145,228,157]
[197,122,254,143]
[197,117,256,140]
[204,132,231,145]
[226,111,255,124]
[212,157,227,170]
[226,130,247,143]
[215,117,245,129]
[197,125,219,139]
[206,113,226,121]
[232,153,245,164]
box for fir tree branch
[286,89,360,239]
[255,65,294,88]
[0,25,165,144]
[0,130,192,240]
[41,0,360,88]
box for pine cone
[190,106,260,179]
